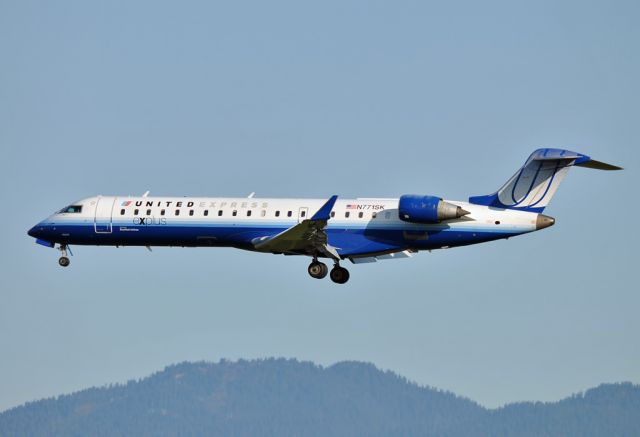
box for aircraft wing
[253,195,341,259]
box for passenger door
[94,197,115,233]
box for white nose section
[536,214,555,230]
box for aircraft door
[298,207,308,223]
[94,197,115,233]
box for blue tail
[469,148,622,213]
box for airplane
[28,148,621,284]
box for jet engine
[398,195,470,224]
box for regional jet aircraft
[28,149,621,283]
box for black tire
[58,256,70,267]
[330,266,350,284]
[319,263,329,277]
[308,261,328,279]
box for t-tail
[469,148,622,213]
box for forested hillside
[1,359,638,437]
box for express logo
[133,217,167,226]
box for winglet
[311,195,338,221]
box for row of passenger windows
[120,208,391,219]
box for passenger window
[372,212,377,219]
[120,209,125,215]
[232,210,237,216]
[175,209,180,216]
[345,212,350,218]
[301,210,306,217]
[218,210,223,216]
[385,211,391,219]
[330,211,335,218]
[275,211,280,217]
[261,210,266,217]
[189,210,194,216]
[358,212,363,218]
[160,209,165,216]
[147,209,152,216]
[247,210,252,217]
[204,210,209,216]
[134,209,139,215]
[287,211,292,217]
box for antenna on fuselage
[142,191,150,197]
[247,192,255,198]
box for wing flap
[349,250,415,264]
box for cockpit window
[59,205,82,213]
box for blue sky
[1,0,638,411]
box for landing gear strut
[308,260,328,279]
[329,263,350,284]
[58,244,70,267]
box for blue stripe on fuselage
[30,220,525,256]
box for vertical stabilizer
[469,148,622,213]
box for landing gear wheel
[57,244,71,267]
[330,266,350,284]
[308,261,328,279]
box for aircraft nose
[28,224,42,238]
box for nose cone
[28,222,48,239]
[536,214,555,230]
[28,225,39,238]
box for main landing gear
[58,244,70,267]
[307,259,350,284]
[308,260,328,279]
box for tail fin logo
[497,159,570,210]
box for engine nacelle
[398,195,470,224]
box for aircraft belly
[327,228,405,257]
[328,226,522,255]
[41,223,520,253]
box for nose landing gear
[58,244,71,267]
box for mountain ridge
[1,358,638,436]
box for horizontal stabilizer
[575,159,623,171]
